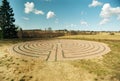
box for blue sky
[1,0,120,31]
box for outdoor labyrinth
[9,39,111,61]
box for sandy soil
[0,39,111,81]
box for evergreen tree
[0,6,3,38]
[0,0,18,39]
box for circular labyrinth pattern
[9,39,111,61]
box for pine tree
[0,0,18,39]
[0,6,3,38]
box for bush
[109,32,115,35]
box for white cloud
[89,0,102,7]
[117,15,120,20]
[34,9,44,15]
[80,21,89,26]
[100,3,120,25]
[47,11,55,19]
[100,3,111,18]
[70,24,77,27]
[24,2,44,15]
[99,18,109,25]
[23,17,29,20]
[25,2,34,14]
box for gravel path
[8,39,111,61]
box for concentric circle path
[8,39,111,61]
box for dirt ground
[0,39,111,81]
[8,39,110,61]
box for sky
[1,0,120,31]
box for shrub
[109,32,115,35]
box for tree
[17,26,23,39]
[0,6,3,38]
[48,27,52,32]
[0,0,18,39]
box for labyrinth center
[9,40,111,61]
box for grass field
[0,35,120,81]
[58,34,120,41]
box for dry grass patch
[0,38,120,81]
[58,34,120,41]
